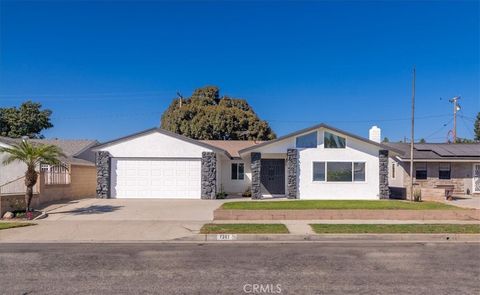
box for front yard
[0,222,34,230]
[221,200,461,210]
[200,223,289,234]
[310,224,480,234]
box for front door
[261,159,285,195]
[474,164,480,193]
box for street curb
[1,235,479,244]
[174,233,480,243]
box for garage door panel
[111,159,201,199]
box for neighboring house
[386,143,480,200]
[92,124,400,200]
[0,137,98,214]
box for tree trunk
[25,186,33,212]
[24,167,38,212]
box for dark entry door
[261,159,285,195]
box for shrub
[413,188,422,202]
[242,188,252,198]
[216,185,228,199]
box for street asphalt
[0,242,479,294]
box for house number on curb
[216,234,237,241]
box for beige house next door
[474,164,480,193]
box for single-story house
[0,137,98,215]
[386,143,480,200]
[92,124,401,200]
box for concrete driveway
[0,198,229,243]
[43,198,226,221]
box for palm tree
[0,140,64,212]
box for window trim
[312,162,326,182]
[323,131,347,149]
[231,162,245,180]
[312,161,367,183]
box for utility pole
[449,96,461,143]
[177,92,183,108]
[409,66,416,201]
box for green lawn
[200,223,289,234]
[221,200,460,210]
[0,222,34,230]
[310,224,480,234]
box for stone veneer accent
[201,152,216,200]
[379,150,389,199]
[96,151,111,199]
[251,152,262,199]
[286,149,298,199]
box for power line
[0,90,172,98]
[423,118,453,140]
[267,114,451,124]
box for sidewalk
[0,220,205,243]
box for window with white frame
[439,163,451,180]
[231,163,244,180]
[312,162,326,181]
[41,163,71,185]
[296,132,317,148]
[324,131,346,149]
[354,162,366,181]
[312,162,366,182]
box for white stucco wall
[297,131,381,200]
[96,131,214,158]
[0,142,27,189]
[219,156,251,194]
[240,127,384,200]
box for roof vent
[369,126,381,143]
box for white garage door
[111,158,201,199]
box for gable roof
[238,123,402,154]
[0,136,98,166]
[200,140,263,158]
[385,142,480,161]
[92,128,234,158]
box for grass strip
[200,223,289,234]
[222,200,460,210]
[310,224,480,234]
[0,222,35,230]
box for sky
[0,0,478,143]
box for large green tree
[475,112,480,141]
[161,86,276,140]
[0,101,53,138]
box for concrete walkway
[446,196,480,209]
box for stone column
[201,152,217,200]
[96,151,111,199]
[251,152,262,199]
[379,150,389,199]
[287,149,299,199]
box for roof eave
[91,127,233,159]
[238,123,403,155]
